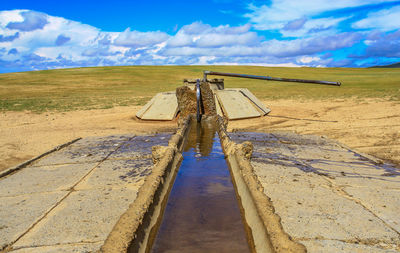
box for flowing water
[150,121,252,252]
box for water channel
[150,120,253,252]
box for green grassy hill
[1,65,399,112]
[371,62,400,68]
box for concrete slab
[32,135,131,166]
[344,187,400,233]
[225,88,271,115]
[0,163,96,197]
[310,160,397,178]
[13,188,138,249]
[0,192,67,250]
[216,90,261,119]
[1,133,167,252]
[251,161,397,242]
[229,132,400,252]
[10,242,103,253]
[214,93,223,117]
[139,92,178,120]
[238,88,271,115]
[136,95,157,119]
[299,239,400,253]
[107,133,171,160]
[75,159,152,190]
[334,176,400,189]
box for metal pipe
[196,79,201,122]
[203,70,341,86]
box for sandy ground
[229,98,400,167]
[1,98,399,172]
[0,106,176,172]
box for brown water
[150,121,252,253]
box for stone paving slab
[10,242,103,253]
[344,187,400,232]
[0,133,171,252]
[216,90,261,119]
[237,88,271,115]
[0,192,67,250]
[0,163,96,197]
[75,159,152,190]
[299,239,400,253]
[31,135,133,166]
[251,161,397,242]
[139,92,178,120]
[13,188,138,249]
[230,132,400,252]
[108,133,170,160]
[333,170,400,187]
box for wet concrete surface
[3,127,399,252]
[230,131,400,252]
[0,133,171,252]
[150,122,252,253]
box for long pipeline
[196,79,201,122]
[203,70,341,86]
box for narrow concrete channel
[148,120,253,252]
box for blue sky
[1,0,400,73]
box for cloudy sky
[1,0,400,73]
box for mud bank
[0,133,174,252]
[228,131,400,252]
[3,112,398,252]
[150,118,252,252]
[99,118,190,253]
[97,116,278,253]
[103,115,305,253]
[216,117,306,253]
[110,81,282,253]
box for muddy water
[150,121,252,253]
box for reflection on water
[183,120,218,156]
[150,120,251,253]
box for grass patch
[1,65,399,112]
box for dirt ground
[0,106,177,172]
[1,98,399,172]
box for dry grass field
[1,66,399,171]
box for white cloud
[113,28,169,47]
[6,11,49,31]
[0,10,24,27]
[1,8,399,72]
[352,5,400,31]
[167,33,194,47]
[196,56,216,65]
[280,16,349,37]
[0,10,100,59]
[245,0,397,32]
[215,23,252,34]
[148,42,167,54]
[179,22,212,34]
[166,22,258,48]
[161,31,361,59]
[195,32,260,47]
[298,56,321,64]
[0,10,172,71]
[355,30,400,58]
